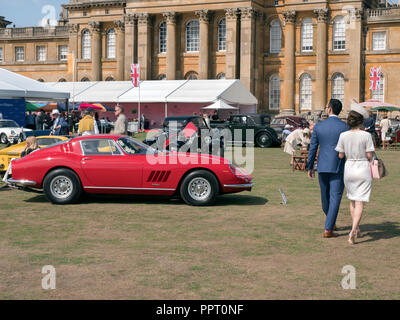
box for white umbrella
[202,100,239,110]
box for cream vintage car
[0,136,68,172]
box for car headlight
[204,136,212,144]
[228,163,250,180]
[10,130,16,135]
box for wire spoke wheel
[50,175,73,200]
[188,177,211,201]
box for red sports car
[7,135,253,206]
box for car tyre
[180,170,219,206]
[256,132,273,148]
[0,133,8,144]
[43,168,82,205]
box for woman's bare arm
[366,151,374,161]
[338,152,345,159]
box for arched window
[300,74,312,110]
[218,18,226,51]
[107,28,116,58]
[270,19,282,53]
[185,71,198,80]
[81,77,90,82]
[186,20,199,52]
[301,18,313,52]
[333,16,346,51]
[331,73,345,103]
[217,73,226,80]
[58,78,67,82]
[159,21,167,53]
[82,29,91,59]
[158,74,167,80]
[105,76,114,81]
[371,74,385,102]
[269,74,280,110]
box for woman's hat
[350,103,369,119]
[51,109,60,115]
[303,128,311,135]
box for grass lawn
[0,141,399,299]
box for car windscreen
[163,119,187,130]
[0,120,19,128]
[37,138,64,146]
[117,137,153,155]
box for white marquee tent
[0,68,70,100]
[48,79,257,107]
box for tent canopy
[202,100,239,110]
[0,68,70,100]
[47,80,257,106]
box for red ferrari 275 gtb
[7,135,253,206]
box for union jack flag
[369,67,382,91]
[131,64,140,88]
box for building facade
[0,0,399,114]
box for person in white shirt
[379,114,391,150]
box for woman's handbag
[370,154,387,179]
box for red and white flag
[369,67,382,91]
[131,64,140,87]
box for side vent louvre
[147,171,171,183]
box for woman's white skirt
[344,160,372,202]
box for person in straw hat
[335,103,375,244]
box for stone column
[224,8,240,79]
[89,21,102,81]
[314,8,329,112]
[137,13,152,80]
[68,23,79,81]
[163,12,178,80]
[196,10,212,80]
[255,12,265,112]
[347,8,363,109]
[124,14,137,80]
[114,20,125,81]
[281,10,296,115]
[240,7,256,93]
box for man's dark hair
[328,99,342,115]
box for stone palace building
[1,0,400,114]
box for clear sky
[1,0,67,27]
[2,0,400,28]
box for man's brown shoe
[323,231,338,238]
[333,225,337,231]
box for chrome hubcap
[188,177,211,201]
[50,176,73,199]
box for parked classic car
[269,115,309,139]
[143,116,224,155]
[7,135,253,206]
[0,120,26,145]
[0,135,68,172]
[210,114,281,148]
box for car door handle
[82,157,93,161]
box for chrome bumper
[223,183,253,188]
[7,178,37,187]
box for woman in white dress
[335,107,375,244]
[284,128,311,165]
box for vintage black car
[210,114,281,148]
[143,116,224,155]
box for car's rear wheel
[0,133,8,144]
[180,170,219,206]
[43,169,82,205]
[256,132,273,148]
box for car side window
[231,117,241,124]
[81,139,122,156]
[247,117,256,126]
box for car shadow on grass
[24,193,268,206]
[337,221,400,243]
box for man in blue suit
[50,109,68,136]
[307,99,349,238]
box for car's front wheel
[256,132,273,148]
[180,170,219,206]
[43,169,82,205]
[0,133,8,144]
